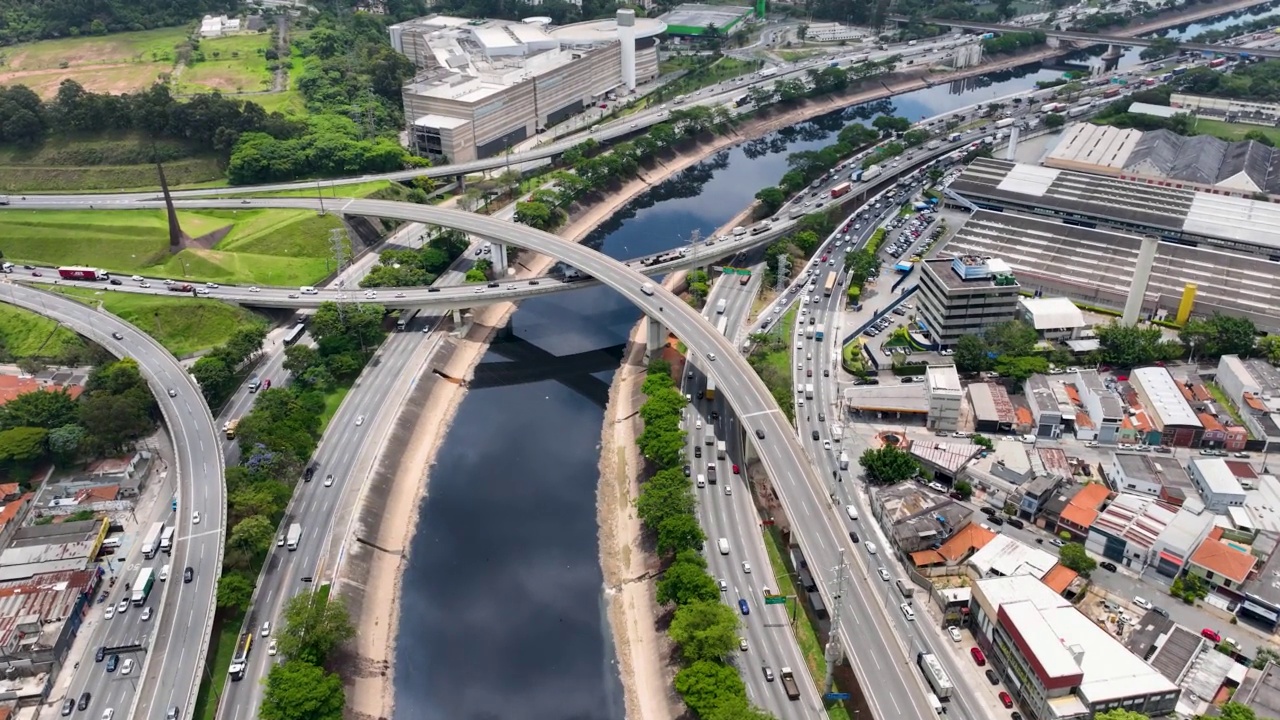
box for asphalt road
[0,284,223,720]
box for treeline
[190,324,269,409]
[227,115,420,184]
[981,31,1046,56]
[635,360,776,720]
[260,591,354,720]
[0,359,158,481]
[1192,16,1280,44]
[0,0,235,44]
[358,229,470,288]
[1174,61,1280,103]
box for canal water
[391,7,1270,718]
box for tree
[1218,701,1261,720]
[276,590,355,665]
[985,319,1039,357]
[674,661,748,717]
[971,434,994,450]
[755,186,786,216]
[668,601,739,663]
[217,573,255,612]
[1094,710,1150,720]
[1180,314,1258,359]
[283,344,321,379]
[0,389,78,430]
[228,515,275,560]
[636,480,695,532]
[656,559,720,606]
[994,354,1049,383]
[656,512,706,557]
[260,660,345,720]
[191,355,234,405]
[1058,542,1097,576]
[309,302,384,352]
[954,334,992,372]
[859,445,919,484]
[0,426,47,466]
[514,200,558,231]
[46,424,86,460]
[1044,112,1065,128]
[1251,647,1280,669]
[1096,321,1179,368]
[686,270,711,303]
[953,479,974,500]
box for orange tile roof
[1041,564,1079,593]
[910,550,945,567]
[1179,384,1195,403]
[1191,383,1212,403]
[1244,392,1267,413]
[0,374,82,405]
[1131,410,1155,432]
[1015,406,1034,426]
[75,485,119,504]
[1190,539,1257,584]
[1076,410,1095,429]
[1060,483,1111,528]
[1064,384,1081,405]
[941,522,997,562]
[1199,413,1224,432]
[0,484,19,499]
[0,494,32,531]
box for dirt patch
[0,64,168,98]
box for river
[391,6,1274,718]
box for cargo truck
[948,132,962,142]
[286,523,302,551]
[131,568,155,606]
[815,324,825,341]
[705,378,716,401]
[805,383,814,400]
[159,525,175,554]
[716,440,726,460]
[705,428,716,446]
[1067,104,1092,118]
[861,164,882,181]
[805,326,814,339]
[141,522,164,559]
[839,451,849,470]
[780,667,801,700]
[1040,102,1067,113]
[0,196,8,205]
[223,418,239,439]
[926,139,940,150]
[851,168,864,182]
[994,117,1015,129]
[57,266,109,281]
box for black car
[106,654,119,673]
[95,646,106,662]
[710,411,719,421]
[109,279,122,286]
[823,369,830,377]
[980,507,997,517]
[1012,713,1023,720]
[755,428,765,440]
[78,692,91,711]
[683,465,691,477]
[183,566,194,583]
[1007,518,1025,530]
[985,669,999,686]
[849,531,860,543]
[487,282,499,288]
[988,516,1005,526]
[811,430,820,440]
[111,332,124,340]
[1099,561,1118,573]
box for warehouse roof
[1019,297,1086,331]
[1048,122,1142,171]
[1132,367,1202,429]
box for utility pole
[687,228,701,264]
[774,253,790,294]
[329,227,351,324]
[823,549,849,694]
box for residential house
[1056,483,1112,539]
[1186,529,1258,597]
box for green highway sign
[764,595,788,605]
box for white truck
[995,117,1016,129]
[805,383,814,400]
[839,451,849,470]
[1040,102,1067,113]
[286,523,302,551]
[861,164,882,181]
[141,522,164,559]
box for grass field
[0,131,223,192]
[51,286,265,357]
[178,33,273,95]
[0,27,190,98]
[0,304,86,359]
[1194,117,1280,146]
[193,613,243,720]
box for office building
[926,365,963,432]
[970,575,1180,720]
[916,256,1021,348]
[1107,452,1192,501]
[392,13,664,164]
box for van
[248,376,262,393]
[0,262,11,273]
[718,538,730,555]
[299,286,318,295]
[102,538,121,549]
[845,505,858,521]
[159,565,170,582]
[697,474,706,488]
[896,579,915,599]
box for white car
[718,579,727,592]
[1134,596,1153,611]
[249,286,260,293]
[900,603,915,621]
[948,626,962,642]
[741,562,752,574]
[355,415,365,426]
[877,567,890,581]
[104,605,115,620]
[261,621,272,637]
[268,639,278,656]
[117,600,129,614]
[706,353,717,362]
[823,440,832,450]
[324,475,334,487]
[206,282,219,289]
[140,282,152,289]
[866,542,878,555]
[131,275,144,282]
[192,511,201,525]
[141,607,153,622]
[121,658,134,675]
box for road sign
[824,692,851,701]
[764,596,788,605]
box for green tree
[994,354,1049,383]
[260,660,345,720]
[309,302,384,352]
[46,424,86,460]
[1059,542,1097,576]
[656,559,720,606]
[668,600,739,662]
[228,515,275,560]
[971,434,994,450]
[954,334,992,372]
[277,590,355,665]
[686,270,711,304]
[191,355,234,406]
[859,445,919,484]
[636,478,695,532]
[1251,646,1280,669]
[283,344,321,379]
[0,426,47,466]
[1180,313,1258,359]
[514,200,558,231]
[217,572,255,612]
[1096,321,1179,367]
[985,319,1039,356]
[1044,112,1066,128]
[674,660,748,717]
[0,389,78,430]
[755,186,786,216]
[953,479,974,500]
[1218,701,1261,720]
[1094,710,1150,720]
[656,512,706,557]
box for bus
[823,272,837,297]
[229,631,254,680]
[917,652,954,700]
[141,522,164,559]
[716,317,729,337]
[131,568,155,606]
[283,324,306,346]
[397,308,421,331]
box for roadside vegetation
[358,229,470,287]
[636,359,777,720]
[51,288,265,358]
[259,589,354,720]
[0,304,87,362]
[747,308,798,423]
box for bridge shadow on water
[466,325,625,408]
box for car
[1202,627,1222,643]
[261,621,272,637]
[900,603,915,621]
[356,415,365,426]
[183,566,194,583]
[121,658,134,675]
[109,278,122,286]
[1099,561,1117,573]
[865,542,877,554]
[999,691,1013,709]
[1134,596,1153,611]
[192,511,201,525]
[741,562,751,574]
[971,647,986,666]
[140,282,152,289]
[948,626,962,642]
[95,646,106,662]
[278,534,286,547]
[762,666,774,682]
[141,607,152,621]
[166,708,180,720]
[288,293,299,299]
[116,599,129,614]
[724,485,732,496]
[106,654,119,672]
[62,699,75,716]
[718,579,727,592]
[1153,606,1170,618]
[78,693,92,711]
[849,531,860,543]
[732,464,740,475]
[985,669,1000,685]
[205,282,219,289]
[878,567,890,581]
[706,352,717,362]
[131,275,144,282]
[324,474,334,487]
[739,637,748,651]
[683,464,691,477]
[30,271,40,276]
[738,598,750,615]
[1012,713,1023,720]
[818,412,825,422]
[104,606,115,620]
[823,440,832,450]
[755,429,765,439]
[812,430,820,441]
[249,286,260,293]
[268,639,278,656]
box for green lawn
[51,287,265,357]
[0,132,223,193]
[193,612,244,720]
[0,303,86,359]
[178,33,274,94]
[1193,117,1280,145]
[319,384,352,433]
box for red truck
[167,283,194,293]
[56,266,110,281]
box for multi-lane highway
[0,284,223,720]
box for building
[0,569,97,669]
[925,365,963,432]
[199,14,240,37]
[1057,483,1112,540]
[1186,531,1257,596]
[1217,355,1280,451]
[0,520,107,583]
[1148,503,1216,578]
[1087,493,1179,571]
[970,575,1180,720]
[1024,374,1069,438]
[1241,530,1280,629]
[1018,474,1064,520]
[1016,297,1088,342]
[1186,458,1248,513]
[968,382,1018,434]
[871,483,971,553]
[1170,92,1280,127]
[915,256,1021,348]
[656,3,755,35]
[1130,367,1203,448]
[1106,452,1192,501]
[968,534,1060,580]
[392,13,664,164]
[1075,370,1123,444]
[909,441,982,483]
[910,521,997,570]
[1232,660,1280,720]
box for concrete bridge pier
[646,316,668,360]
[1102,44,1124,71]
[491,241,510,276]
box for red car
[1202,628,1222,643]
[970,647,986,666]
[999,691,1013,709]
[732,464,740,475]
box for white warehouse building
[1187,458,1248,513]
[926,365,963,432]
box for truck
[917,652,954,700]
[706,462,717,483]
[758,67,778,78]
[1040,102,1067,113]
[831,426,843,443]
[396,308,420,331]
[223,418,240,439]
[229,631,254,680]
[780,667,801,701]
[805,383,814,400]
[167,283,193,293]
[705,428,716,446]
[1067,104,1092,118]
[717,440,726,460]
[286,522,302,551]
[750,221,772,235]
[56,266,109,281]
[839,451,849,470]
[851,168,864,182]
[738,271,750,286]
[715,298,727,314]
[948,132,962,142]
[1210,57,1227,68]
[814,324,825,341]
[830,182,852,199]
[805,325,815,339]
[925,139,940,150]
[861,164,882,181]
[131,567,155,606]
[159,525,175,554]
[141,522,164,559]
[994,117,1016,129]
[1102,87,1121,99]
[1172,65,1188,76]
[705,378,716,401]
